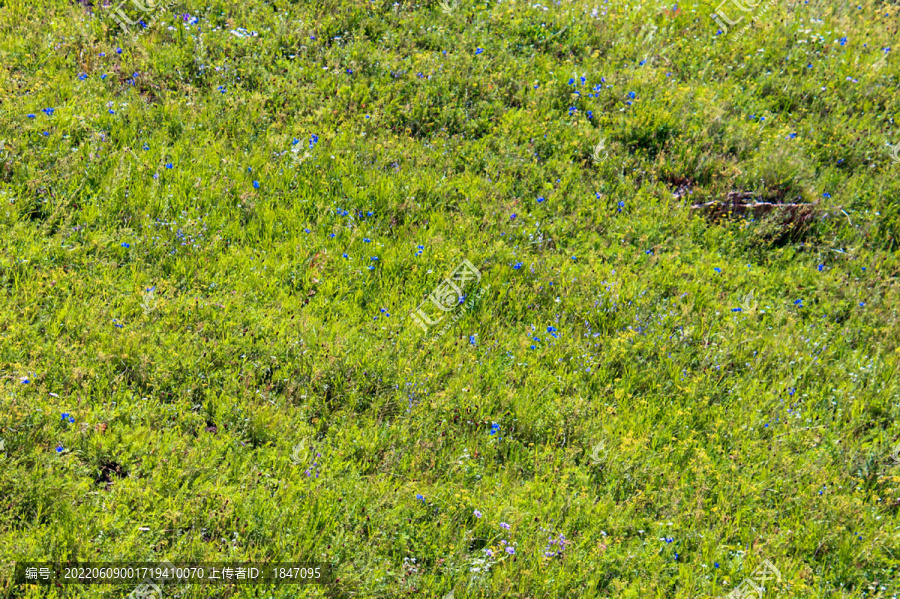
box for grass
[0,0,899,597]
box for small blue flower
[121,242,130,248]
[253,180,259,189]
[416,493,425,502]
[731,308,742,312]
[109,109,115,114]
[510,213,517,220]
[42,108,54,116]
[839,36,847,46]
[101,74,107,80]
[714,563,720,568]
[363,238,371,243]
[513,262,523,270]
[342,253,349,258]
[475,48,484,55]
[309,134,319,148]
[116,47,123,54]
[78,73,87,81]
[165,163,173,169]
[536,196,546,203]
[56,445,64,453]
[788,132,797,139]
[26,114,36,118]
[371,256,379,261]
[714,267,722,273]
[822,192,831,198]
[628,91,636,99]
[817,264,824,271]
[794,299,803,306]
[61,413,70,420]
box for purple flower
[500,522,510,530]
[505,546,515,555]
[474,509,482,518]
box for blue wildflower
[253,180,259,189]
[121,242,130,248]
[513,262,523,270]
[475,48,483,55]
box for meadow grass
[1,0,899,596]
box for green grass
[1,0,899,596]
